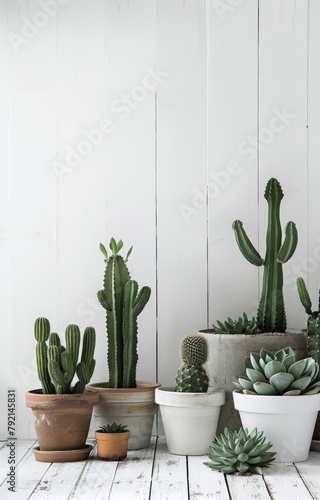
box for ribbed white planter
[233,391,320,462]
[155,387,225,456]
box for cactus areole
[233,178,298,333]
[97,238,151,388]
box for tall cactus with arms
[97,238,151,388]
[233,178,298,332]
[296,277,320,366]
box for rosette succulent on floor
[204,427,276,474]
[233,346,320,396]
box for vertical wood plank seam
[257,0,261,298]
[306,0,310,285]
[205,0,210,329]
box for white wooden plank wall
[1,0,320,440]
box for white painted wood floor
[1,437,320,499]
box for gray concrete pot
[200,330,307,433]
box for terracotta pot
[200,329,307,433]
[95,430,130,461]
[25,389,99,451]
[87,381,160,450]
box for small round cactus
[175,334,209,393]
[204,427,276,474]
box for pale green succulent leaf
[253,382,277,395]
[269,372,295,393]
[264,360,286,379]
[246,368,267,384]
[288,359,308,379]
[289,376,311,392]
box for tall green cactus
[233,178,298,332]
[97,238,151,388]
[34,317,96,394]
[296,277,320,366]
[175,334,209,393]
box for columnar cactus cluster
[97,238,151,388]
[297,277,320,367]
[233,178,298,332]
[34,317,96,394]
[175,333,209,392]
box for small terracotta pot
[95,430,130,461]
[25,389,99,451]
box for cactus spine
[97,238,151,388]
[175,334,209,392]
[297,277,320,366]
[233,178,298,332]
[34,317,96,394]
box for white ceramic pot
[155,387,225,456]
[201,330,307,433]
[233,391,320,462]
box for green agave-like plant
[213,312,258,335]
[175,333,209,393]
[296,276,320,368]
[34,317,96,394]
[233,178,298,333]
[97,238,151,388]
[204,427,276,474]
[233,346,320,396]
[98,423,128,433]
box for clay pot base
[32,444,93,463]
[98,454,127,461]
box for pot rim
[87,381,161,392]
[233,390,320,413]
[155,386,225,407]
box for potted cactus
[95,422,130,461]
[233,346,320,462]
[297,276,320,444]
[25,317,99,462]
[87,238,160,450]
[155,333,225,455]
[200,178,307,433]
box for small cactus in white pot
[155,333,225,456]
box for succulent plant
[98,423,128,433]
[297,277,320,367]
[213,312,258,334]
[97,238,151,388]
[233,346,320,396]
[233,178,298,333]
[175,334,209,392]
[204,427,276,474]
[34,317,96,394]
